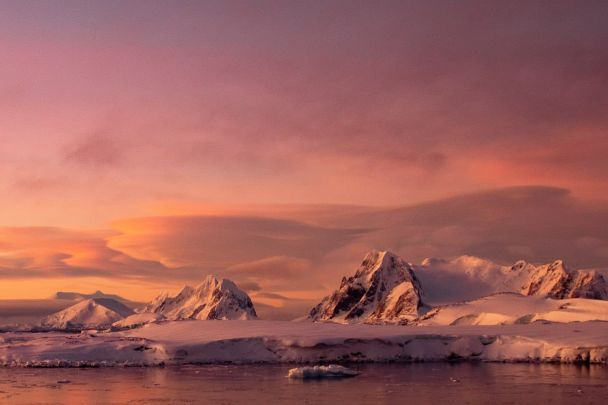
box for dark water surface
[0,363,606,404]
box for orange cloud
[2,187,608,318]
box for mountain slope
[517,260,608,299]
[141,276,257,320]
[415,256,608,303]
[309,250,425,324]
[40,298,134,330]
[417,293,608,326]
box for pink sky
[1,1,608,312]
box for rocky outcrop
[517,260,608,299]
[309,251,425,324]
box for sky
[1,1,608,317]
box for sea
[1,363,606,404]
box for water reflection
[0,363,606,404]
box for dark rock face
[309,251,425,324]
[567,271,608,299]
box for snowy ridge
[309,251,425,324]
[416,256,608,303]
[309,251,608,325]
[417,293,608,326]
[517,260,608,299]
[2,320,608,367]
[112,312,164,330]
[141,275,257,321]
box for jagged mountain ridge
[309,251,425,324]
[415,255,608,303]
[310,251,608,324]
[141,275,257,320]
[515,260,608,299]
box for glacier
[1,320,608,367]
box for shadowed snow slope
[417,293,608,326]
[141,275,257,320]
[112,312,164,330]
[40,298,134,330]
[309,251,425,324]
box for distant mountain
[309,251,425,324]
[40,298,134,330]
[52,290,143,309]
[141,275,257,320]
[415,256,608,303]
[514,260,608,299]
[53,290,126,301]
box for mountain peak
[310,250,425,324]
[142,276,257,321]
[40,298,134,330]
[518,259,607,299]
[354,250,404,282]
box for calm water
[0,363,606,404]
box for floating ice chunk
[287,365,359,379]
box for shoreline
[0,320,607,367]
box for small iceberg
[287,365,360,379]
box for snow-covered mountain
[309,251,425,324]
[141,275,257,320]
[309,250,608,325]
[40,298,134,330]
[515,260,608,299]
[51,290,142,309]
[416,256,608,303]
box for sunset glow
[1,1,608,315]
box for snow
[39,298,134,330]
[117,320,608,365]
[416,255,608,303]
[2,320,608,367]
[287,365,359,379]
[309,251,424,323]
[140,275,257,321]
[417,255,522,302]
[308,250,608,326]
[4,251,608,367]
[112,312,164,330]
[417,293,608,326]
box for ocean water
[0,363,606,404]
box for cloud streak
[3,186,608,312]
